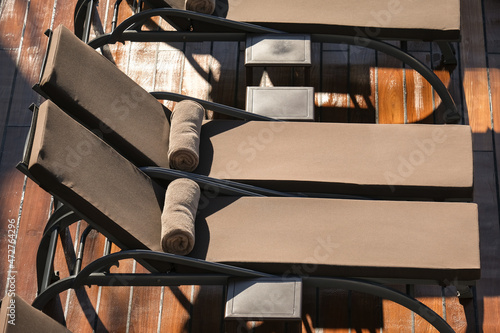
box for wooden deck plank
[191,285,224,332]
[94,247,135,333]
[350,292,382,333]
[12,174,51,302]
[0,0,28,49]
[319,50,349,122]
[414,286,443,333]
[0,127,30,298]
[406,52,434,124]
[181,41,212,100]
[8,0,55,126]
[0,48,17,150]
[208,41,239,118]
[473,152,500,332]
[377,47,405,124]
[320,289,349,333]
[1,1,499,332]
[297,286,317,333]
[460,0,492,150]
[483,0,500,54]
[381,285,413,333]
[158,286,193,332]
[444,286,473,333]
[349,45,376,123]
[64,229,106,333]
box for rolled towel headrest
[161,178,201,255]
[185,0,216,14]
[168,100,205,172]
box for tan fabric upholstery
[0,294,71,332]
[191,196,480,281]
[26,102,479,282]
[37,25,472,199]
[226,0,460,41]
[197,120,473,199]
[28,100,163,252]
[39,25,170,167]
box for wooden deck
[1,0,500,332]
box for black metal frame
[74,2,460,123]
[30,250,459,333]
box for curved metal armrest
[140,166,296,197]
[74,249,271,287]
[88,7,279,48]
[151,91,277,121]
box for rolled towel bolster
[168,100,205,172]
[161,178,201,255]
[185,0,216,14]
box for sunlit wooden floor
[1,0,500,332]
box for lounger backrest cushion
[39,25,170,168]
[226,0,460,41]
[0,294,71,332]
[28,100,162,252]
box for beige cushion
[27,102,479,282]
[197,120,473,199]
[39,25,170,167]
[0,294,71,332]
[191,196,480,282]
[28,100,163,252]
[226,0,460,41]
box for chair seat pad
[197,120,473,199]
[190,196,480,281]
[226,0,460,40]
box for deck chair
[73,0,461,122]
[0,294,71,332]
[34,25,473,201]
[18,100,479,332]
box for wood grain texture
[0,0,28,49]
[377,45,405,124]
[460,0,492,150]
[483,0,500,54]
[414,286,443,333]
[406,52,434,124]
[159,286,193,333]
[0,127,30,297]
[381,285,413,333]
[1,1,499,332]
[320,50,349,122]
[320,289,349,333]
[0,48,17,149]
[443,286,473,333]
[208,41,239,118]
[473,152,500,332]
[181,41,212,100]
[349,45,376,123]
[12,177,51,301]
[8,0,55,126]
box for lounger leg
[36,207,82,294]
[456,285,474,299]
[437,42,458,65]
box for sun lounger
[34,25,473,200]
[17,99,478,332]
[72,0,461,122]
[0,294,71,332]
